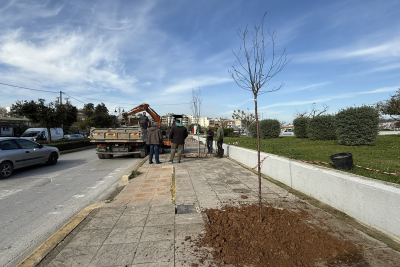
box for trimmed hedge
[248,119,280,139]
[335,106,380,146]
[41,139,93,151]
[260,119,281,139]
[293,117,310,139]
[308,115,337,140]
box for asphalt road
[0,148,140,267]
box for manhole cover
[176,204,197,214]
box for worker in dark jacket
[168,121,188,163]
[147,122,163,164]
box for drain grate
[176,204,197,214]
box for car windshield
[21,131,41,137]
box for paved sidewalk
[38,139,400,267]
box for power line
[0,81,193,106]
[0,82,59,94]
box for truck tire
[105,154,114,159]
[97,154,105,159]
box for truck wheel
[140,151,146,158]
[0,161,13,179]
[105,154,114,159]
[98,154,105,159]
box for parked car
[63,134,85,139]
[20,128,63,141]
[0,137,60,179]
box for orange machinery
[122,103,171,147]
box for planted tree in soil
[229,12,289,219]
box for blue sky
[0,0,399,123]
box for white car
[0,137,60,179]
[63,134,85,139]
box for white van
[20,128,64,141]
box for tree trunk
[254,97,262,222]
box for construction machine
[90,103,176,159]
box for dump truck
[90,103,180,159]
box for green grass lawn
[223,135,400,184]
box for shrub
[293,117,310,138]
[335,106,380,146]
[223,127,234,137]
[308,115,337,140]
[248,122,257,137]
[41,139,93,151]
[259,119,281,139]
[228,132,240,137]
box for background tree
[228,12,289,219]
[377,89,400,121]
[294,103,329,118]
[11,99,77,143]
[58,102,78,133]
[232,108,255,136]
[78,103,95,130]
[92,103,115,128]
[191,88,202,156]
[217,117,229,128]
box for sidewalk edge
[16,202,104,267]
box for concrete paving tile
[114,214,148,228]
[175,223,205,240]
[89,243,138,266]
[132,240,174,264]
[105,198,131,207]
[151,196,172,204]
[140,225,174,241]
[133,262,173,267]
[149,204,175,214]
[103,227,143,244]
[67,229,111,247]
[94,207,125,218]
[84,217,119,230]
[47,245,99,267]
[123,205,151,215]
[145,213,175,226]
[135,192,154,198]
[175,213,204,225]
[153,191,170,197]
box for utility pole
[60,91,62,105]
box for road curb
[120,156,148,185]
[16,202,104,267]
[16,155,148,267]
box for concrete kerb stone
[16,202,104,267]
[120,156,149,185]
[16,155,149,267]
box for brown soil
[194,204,368,267]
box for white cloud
[163,77,232,95]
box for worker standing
[147,122,163,164]
[168,120,188,163]
[138,112,150,129]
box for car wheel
[98,154,105,159]
[0,161,13,179]
[104,154,113,159]
[46,152,58,165]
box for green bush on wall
[248,119,280,139]
[335,105,379,146]
[259,119,281,139]
[293,117,310,139]
[308,115,337,140]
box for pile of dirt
[194,204,368,267]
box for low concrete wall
[379,131,400,135]
[200,137,400,242]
